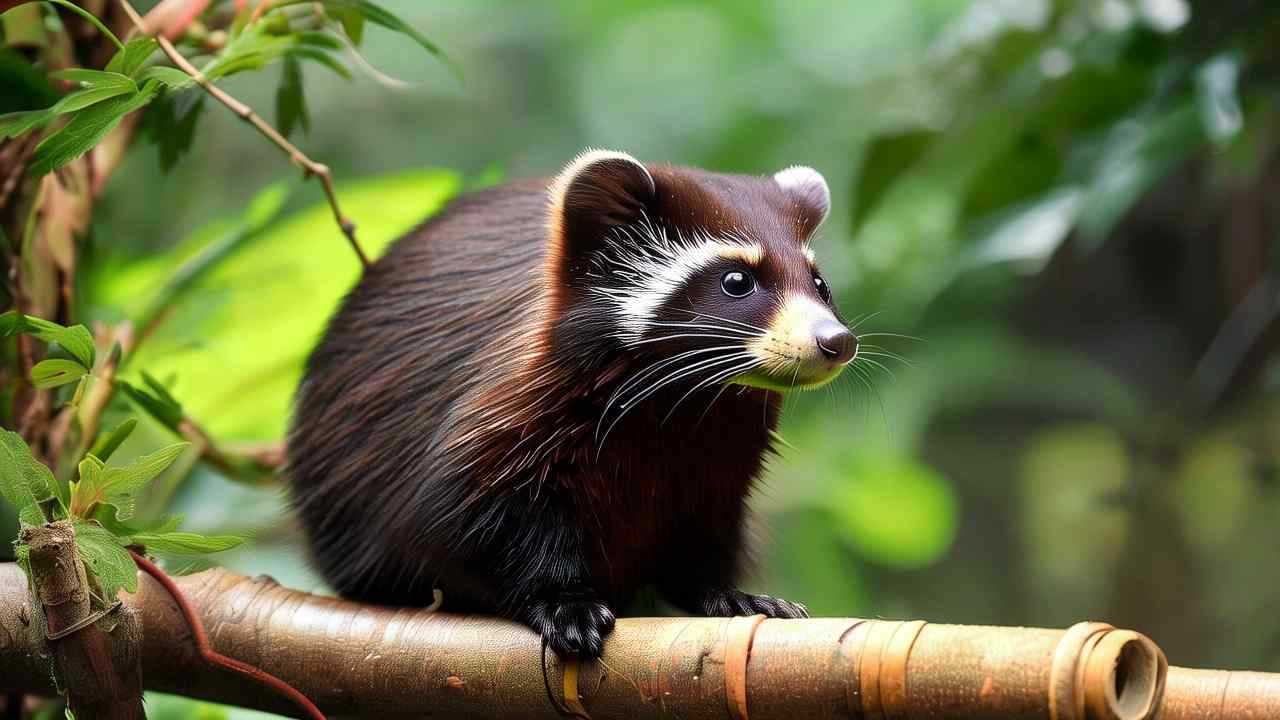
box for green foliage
[29,82,161,175]
[128,531,244,555]
[0,430,65,526]
[69,443,188,521]
[202,27,346,81]
[0,0,445,178]
[105,38,159,77]
[71,519,137,598]
[275,57,309,138]
[89,419,138,463]
[29,358,87,389]
[90,170,459,440]
[117,372,185,432]
[312,0,451,66]
[828,455,958,569]
[0,312,95,369]
[3,415,238,604]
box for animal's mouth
[730,352,852,391]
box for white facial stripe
[591,222,762,344]
[802,246,816,263]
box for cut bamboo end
[1080,629,1167,720]
[831,619,1167,720]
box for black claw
[699,588,809,619]
[522,595,616,659]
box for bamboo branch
[2,563,1275,719]
[116,0,371,270]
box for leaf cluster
[2,314,242,601]
[3,426,243,601]
[0,0,449,174]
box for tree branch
[2,563,1274,719]
[116,0,371,270]
[21,523,143,720]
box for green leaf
[105,37,159,77]
[72,520,137,597]
[86,171,459,440]
[338,8,365,45]
[0,430,64,525]
[48,68,134,86]
[136,66,195,90]
[93,511,182,540]
[117,379,184,431]
[45,77,137,114]
[0,311,96,368]
[29,83,160,176]
[0,108,54,140]
[29,358,88,388]
[89,418,138,463]
[70,454,105,517]
[276,56,308,138]
[130,531,245,555]
[286,46,351,79]
[71,443,188,520]
[99,443,190,521]
[321,0,451,68]
[143,92,205,172]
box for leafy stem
[47,0,126,51]
[116,0,371,269]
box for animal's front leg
[659,520,809,620]
[495,495,615,658]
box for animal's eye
[813,274,831,302]
[720,270,756,298]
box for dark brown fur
[288,157,835,657]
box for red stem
[128,550,326,720]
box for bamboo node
[725,614,767,720]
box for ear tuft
[548,149,656,266]
[774,165,830,227]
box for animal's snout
[814,320,857,364]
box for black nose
[814,321,857,364]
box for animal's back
[287,178,549,602]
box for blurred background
[5,1,1280,713]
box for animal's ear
[548,149,657,264]
[773,166,830,234]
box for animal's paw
[522,595,617,658]
[700,588,809,619]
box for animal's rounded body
[287,152,855,656]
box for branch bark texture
[4,564,1274,719]
[20,522,143,720]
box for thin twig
[117,0,370,269]
[129,550,327,720]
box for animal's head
[545,149,856,393]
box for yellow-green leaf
[0,430,64,525]
[72,520,137,597]
[89,170,459,441]
[30,358,87,388]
